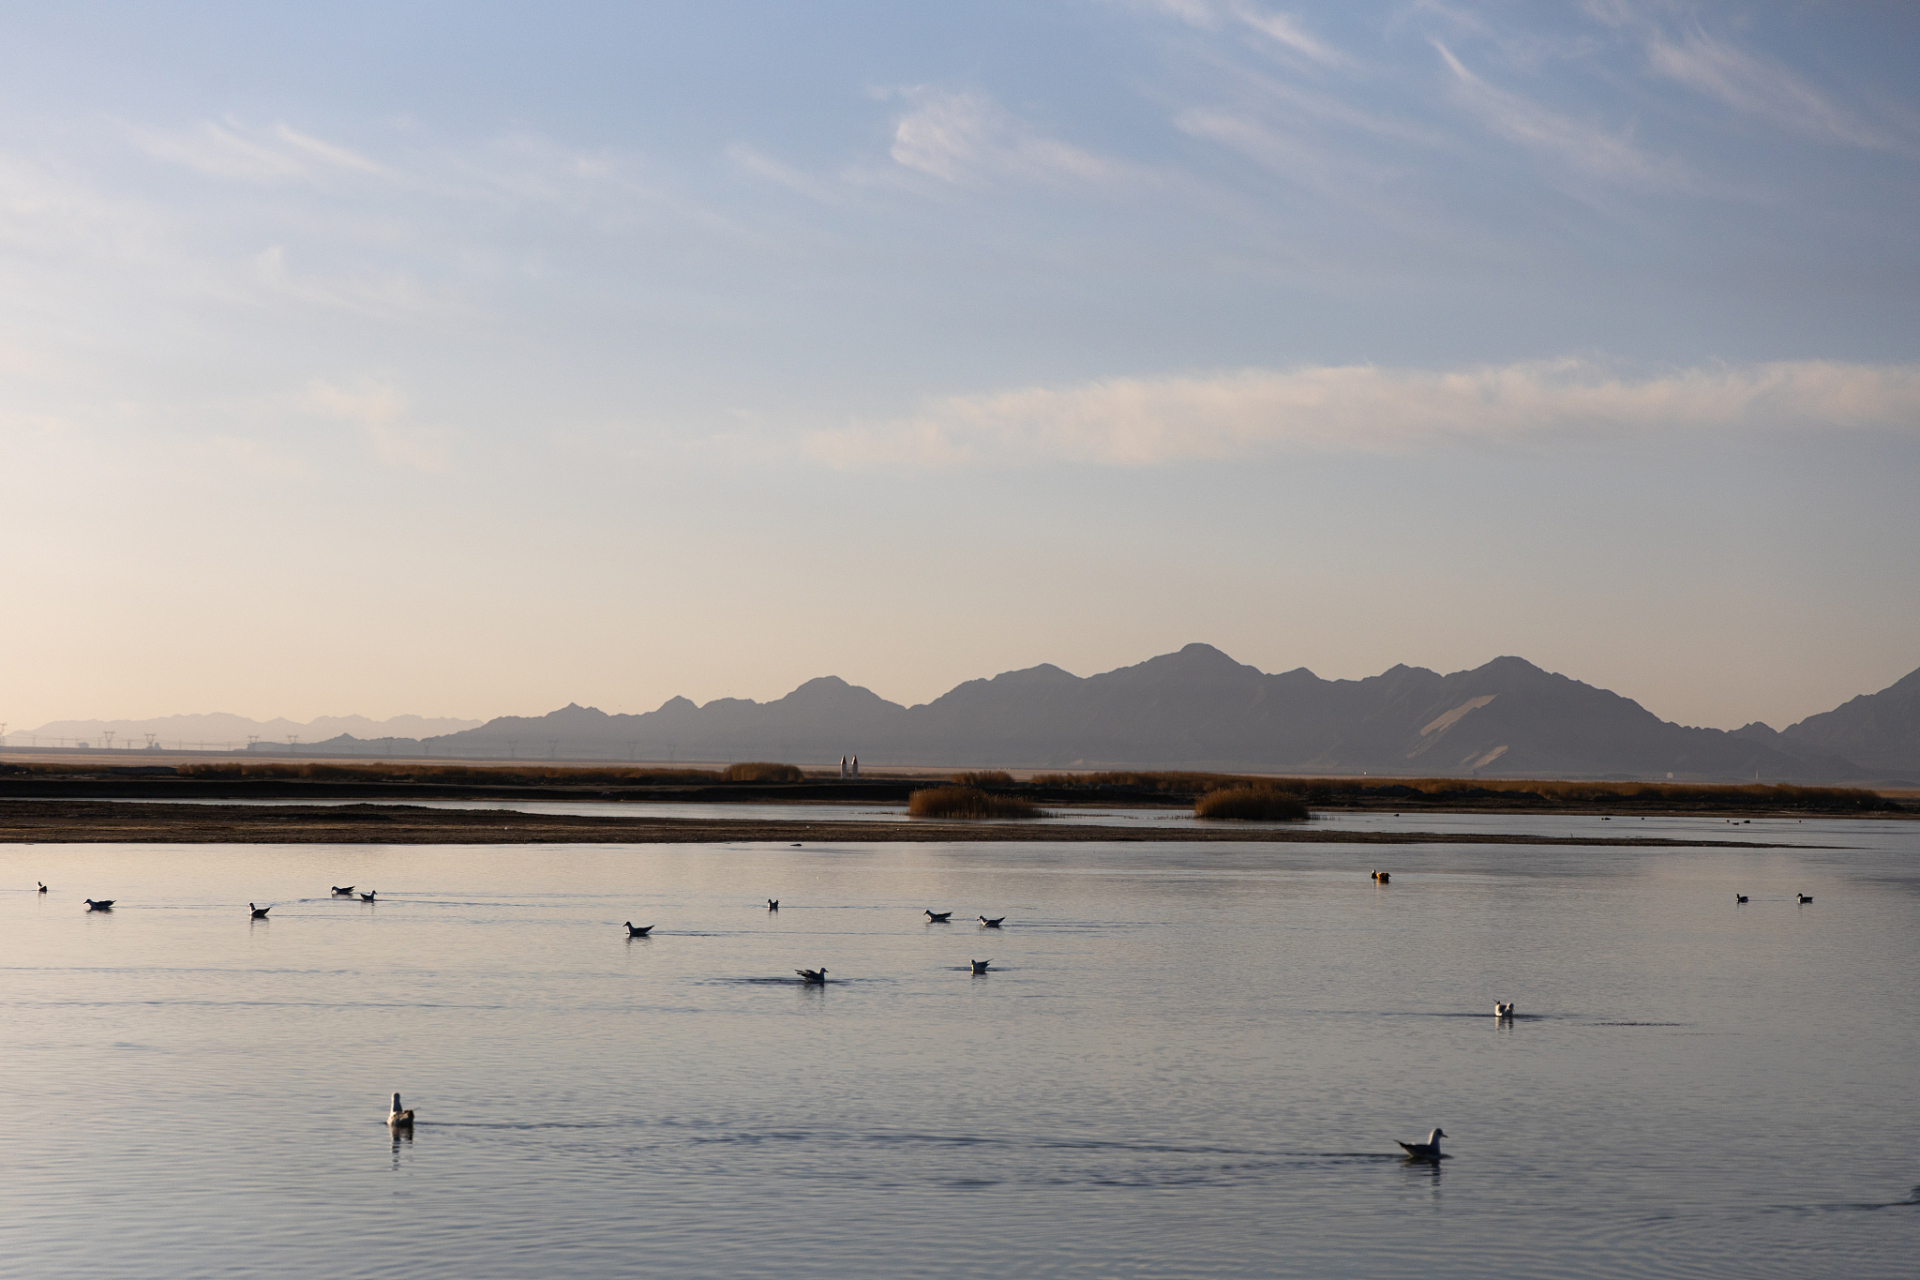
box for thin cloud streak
[1433,41,1687,188]
[803,359,1920,469]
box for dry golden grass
[950,770,1015,787]
[720,762,805,783]
[908,785,1046,820]
[1031,770,1284,795]
[1193,785,1310,821]
[170,761,722,785]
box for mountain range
[264,645,1920,784]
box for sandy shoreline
[0,800,1800,847]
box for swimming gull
[796,968,828,984]
[387,1093,414,1128]
[971,959,991,974]
[624,922,653,937]
[978,916,1005,928]
[1397,1127,1448,1160]
[926,910,953,922]
[84,899,114,911]
[250,903,271,919]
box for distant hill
[278,645,1912,783]
[1777,666,1920,774]
[12,712,483,751]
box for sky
[2,0,1917,736]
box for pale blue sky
[2,1,1916,735]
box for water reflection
[3,834,1917,1279]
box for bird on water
[1735,894,1748,904]
[1494,1001,1515,1019]
[796,968,828,984]
[1397,1128,1448,1160]
[359,891,377,902]
[331,886,355,896]
[971,959,991,974]
[85,899,114,911]
[624,922,653,937]
[979,915,1005,928]
[1797,893,1814,904]
[767,899,779,911]
[387,1093,414,1128]
[250,903,271,919]
[926,910,952,922]
[38,881,48,893]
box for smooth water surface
[4,829,1917,1278]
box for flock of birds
[36,864,1822,1160]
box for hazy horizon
[4,3,1916,733]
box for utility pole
[145,733,157,749]
[103,731,115,750]
[547,738,559,760]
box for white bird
[387,1092,414,1127]
[796,968,828,984]
[1397,1127,1447,1160]
[971,959,991,974]
[1495,1001,1514,1018]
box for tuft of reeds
[950,770,1015,788]
[1193,785,1310,821]
[720,762,804,783]
[908,785,1046,820]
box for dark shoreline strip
[0,800,1800,847]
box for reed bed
[1193,786,1310,821]
[172,762,724,785]
[908,785,1046,820]
[950,770,1015,787]
[720,762,805,783]
[1029,770,1271,795]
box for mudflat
[0,799,1798,847]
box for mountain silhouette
[282,644,1915,782]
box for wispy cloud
[1433,41,1687,187]
[134,119,386,182]
[802,359,1920,469]
[1227,3,1350,67]
[885,88,1146,186]
[1646,27,1900,151]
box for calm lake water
[4,822,1917,1278]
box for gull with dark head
[978,915,1004,928]
[970,959,991,974]
[624,922,653,937]
[250,903,271,919]
[796,967,828,984]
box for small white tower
[851,755,859,779]
[840,754,848,779]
